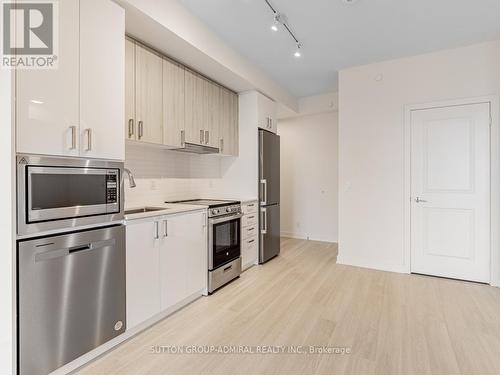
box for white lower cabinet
[241,201,259,270]
[126,210,207,330]
[159,212,207,309]
[126,219,161,329]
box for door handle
[205,130,209,144]
[181,130,185,145]
[85,128,92,151]
[220,138,224,152]
[261,208,267,235]
[200,129,204,144]
[260,179,267,205]
[415,197,428,203]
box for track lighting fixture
[264,0,303,58]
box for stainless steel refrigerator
[259,129,280,263]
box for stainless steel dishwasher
[18,224,126,375]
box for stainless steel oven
[17,154,124,236]
[208,204,242,293]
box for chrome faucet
[123,168,136,188]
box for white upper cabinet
[125,39,136,141]
[16,0,80,157]
[16,0,125,160]
[257,92,277,134]
[80,0,125,160]
[163,58,185,147]
[135,45,163,144]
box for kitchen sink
[124,207,168,215]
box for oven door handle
[209,213,243,225]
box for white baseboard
[280,231,337,243]
[336,254,408,274]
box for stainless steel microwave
[17,154,124,236]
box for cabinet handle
[220,138,224,152]
[205,130,209,144]
[200,129,204,144]
[69,126,77,150]
[248,216,255,219]
[85,128,92,151]
[181,130,185,145]
[163,220,168,237]
[248,239,255,244]
[154,221,159,239]
[138,121,143,139]
[128,119,134,138]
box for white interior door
[410,102,491,282]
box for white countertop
[124,203,208,221]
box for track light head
[271,13,279,31]
[294,43,302,58]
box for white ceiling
[179,0,500,98]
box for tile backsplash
[124,143,225,207]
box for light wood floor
[77,238,500,375]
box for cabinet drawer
[242,224,258,240]
[241,213,258,227]
[242,236,258,267]
[242,202,258,215]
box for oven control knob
[226,207,231,213]
[212,209,218,215]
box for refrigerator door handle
[260,179,267,205]
[261,207,267,234]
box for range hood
[173,142,220,154]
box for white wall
[0,69,14,374]
[278,112,338,242]
[338,40,500,274]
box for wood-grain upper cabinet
[16,0,125,160]
[219,88,239,156]
[206,80,220,149]
[184,69,205,145]
[125,38,136,140]
[135,45,163,144]
[163,58,185,147]
[124,40,239,154]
